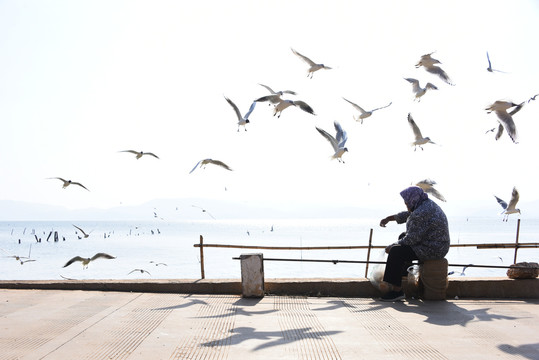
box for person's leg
[383,244,419,290]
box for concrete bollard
[240,253,265,298]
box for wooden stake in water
[199,235,205,279]
[514,219,521,264]
[364,228,373,278]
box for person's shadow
[498,343,539,359]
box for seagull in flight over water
[495,187,521,222]
[486,51,506,73]
[128,269,151,276]
[189,159,233,174]
[48,177,89,191]
[315,121,348,163]
[404,78,438,101]
[291,48,332,78]
[407,113,435,151]
[415,179,446,202]
[342,98,392,123]
[63,253,116,269]
[485,100,523,144]
[224,96,256,132]
[119,150,159,159]
[415,52,454,85]
[73,224,92,239]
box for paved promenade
[1,289,538,360]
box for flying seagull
[128,269,151,276]
[528,94,539,103]
[485,101,523,143]
[407,113,435,151]
[494,187,521,222]
[404,78,438,101]
[192,205,216,219]
[291,48,332,78]
[342,98,392,123]
[486,51,506,73]
[415,52,454,85]
[63,253,116,269]
[73,224,92,239]
[189,159,233,174]
[259,83,296,97]
[224,96,256,132]
[48,177,89,191]
[415,179,446,202]
[119,150,159,159]
[315,121,348,163]
[255,84,297,106]
[272,99,315,118]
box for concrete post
[240,253,265,298]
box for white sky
[2,0,539,217]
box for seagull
[272,99,315,118]
[495,187,521,222]
[192,205,216,219]
[73,224,92,238]
[342,98,392,123]
[150,261,168,266]
[528,94,539,103]
[415,52,453,85]
[315,121,348,163]
[1,245,32,263]
[189,159,233,174]
[258,83,297,100]
[63,253,116,269]
[408,113,435,151]
[415,179,446,202]
[291,48,332,78]
[224,96,256,132]
[119,150,159,159]
[404,78,438,101]
[128,269,151,276]
[485,101,522,143]
[48,177,89,191]
[486,51,506,73]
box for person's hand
[380,217,390,227]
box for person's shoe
[380,290,405,302]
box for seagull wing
[494,110,518,143]
[63,256,84,268]
[507,187,520,211]
[427,187,446,202]
[425,83,438,90]
[208,159,232,171]
[189,160,203,174]
[120,150,139,155]
[291,48,316,66]
[225,96,242,121]
[255,94,281,104]
[487,51,492,69]
[91,253,116,261]
[371,102,392,112]
[258,83,276,94]
[145,152,159,159]
[244,101,256,120]
[495,195,508,210]
[72,182,90,191]
[334,121,348,148]
[407,113,423,140]
[508,102,524,116]
[495,123,504,140]
[293,100,315,115]
[425,65,453,85]
[342,97,366,114]
[316,127,338,152]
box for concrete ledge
[0,277,537,298]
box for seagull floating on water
[48,177,89,191]
[189,159,233,174]
[291,48,332,78]
[119,150,159,159]
[407,113,436,151]
[485,101,523,144]
[63,253,116,269]
[415,179,446,202]
[342,98,392,123]
[404,78,438,101]
[415,53,454,85]
[315,121,348,163]
[494,187,521,222]
[224,96,256,132]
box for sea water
[0,217,537,281]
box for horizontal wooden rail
[193,243,384,250]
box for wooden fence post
[199,235,205,279]
[514,219,521,264]
[364,228,373,278]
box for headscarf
[400,186,428,211]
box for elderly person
[378,186,450,301]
